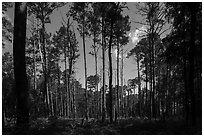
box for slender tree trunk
[68,61,72,118]
[2,108,5,131]
[115,38,120,122]
[145,61,148,117]
[57,63,60,116]
[82,16,88,120]
[64,45,68,117]
[37,24,46,115]
[33,21,37,90]
[188,3,196,126]
[102,16,106,122]
[41,18,50,117]
[93,32,99,119]
[127,89,130,117]
[166,64,170,118]
[60,79,64,117]
[120,46,124,118]
[149,39,152,119]
[55,76,58,116]
[73,81,76,118]
[108,20,114,123]
[184,52,189,123]
[13,2,29,129]
[67,18,73,118]
[151,32,156,119]
[137,58,141,117]
[49,80,54,116]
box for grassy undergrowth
[3,117,201,135]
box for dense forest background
[2,2,202,135]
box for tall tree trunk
[57,63,60,116]
[41,18,49,117]
[188,3,196,126]
[115,37,120,122]
[120,46,124,118]
[149,38,152,119]
[151,31,156,119]
[55,64,59,116]
[101,16,106,122]
[13,2,29,129]
[93,31,99,119]
[49,80,54,116]
[60,90,64,116]
[184,51,189,123]
[108,20,114,123]
[82,16,88,120]
[145,60,148,117]
[33,20,37,90]
[67,18,72,118]
[68,60,72,118]
[166,64,170,118]
[73,81,76,118]
[136,58,141,116]
[37,21,46,117]
[2,108,5,131]
[64,45,68,117]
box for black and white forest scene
[2,2,202,135]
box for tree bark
[93,30,99,119]
[145,60,148,117]
[64,41,68,117]
[115,37,120,122]
[108,20,114,123]
[101,16,106,122]
[41,18,49,117]
[13,2,29,129]
[137,58,141,117]
[82,14,89,120]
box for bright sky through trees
[128,26,147,44]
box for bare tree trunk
[149,38,152,119]
[152,36,156,119]
[41,20,50,117]
[145,61,148,117]
[101,16,106,122]
[137,58,141,117]
[115,38,120,122]
[33,19,37,90]
[82,15,88,120]
[57,63,60,116]
[73,81,76,119]
[93,30,99,119]
[184,51,189,124]
[13,2,29,130]
[55,76,58,116]
[188,3,196,126]
[108,20,114,123]
[67,18,73,118]
[120,46,124,118]
[49,80,54,116]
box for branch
[159,26,172,36]
[132,20,148,26]
[44,3,66,17]
[156,20,168,34]
[154,18,166,34]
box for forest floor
[3,117,202,135]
